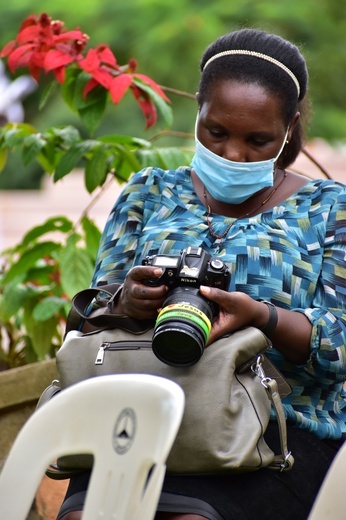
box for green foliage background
[1,0,346,188]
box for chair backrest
[0,374,185,520]
[308,439,346,520]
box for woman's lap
[56,424,342,520]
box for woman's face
[196,79,293,163]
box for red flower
[79,45,169,128]
[79,45,118,92]
[1,12,171,129]
[43,33,89,83]
[1,13,88,82]
[110,72,170,129]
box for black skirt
[56,423,343,520]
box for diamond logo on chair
[112,408,137,454]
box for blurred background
[0,0,345,246]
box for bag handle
[252,356,294,471]
[65,283,154,335]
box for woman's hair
[198,29,310,167]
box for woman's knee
[59,511,207,520]
[155,514,208,520]
[57,512,83,520]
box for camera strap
[65,283,155,336]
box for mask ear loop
[275,128,290,161]
[194,113,200,140]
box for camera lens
[152,287,215,366]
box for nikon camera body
[142,246,230,366]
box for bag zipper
[95,341,152,365]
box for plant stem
[160,85,196,100]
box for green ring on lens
[156,309,210,340]
[157,303,212,332]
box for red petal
[53,66,66,84]
[128,58,137,72]
[38,13,52,28]
[95,45,117,67]
[134,73,170,102]
[90,69,112,89]
[44,49,75,71]
[54,30,86,42]
[7,44,36,72]
[109,74,133,104]
[79,49,100,72]
[17,25,41,44]
[83,78,99,98]
[19,14,40,31]
[29,63,42,81]
[0,40,16,58]
[132,85,157,128]
[79,51,113,89]
[30,51,46,69]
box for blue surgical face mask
[191,130,288,205]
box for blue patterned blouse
[91,166,346,440]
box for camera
[142,246,230,366]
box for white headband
[203,50,300,97]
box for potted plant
[0,12,194,470]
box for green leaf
[54,139,101,182]
[0,283,27,321]
[22,266,55,287]
[54,145,86,181]
[78,89,108,135]
[36,151,56,174]
[23,312,59,359]
[59,239,94,297]
[60,67,82,112]
[112,158,134,184]
[20,217,74,248]
[2,242,61,284]
[136,147,194,170]
[33,296,68,321]
[157,147,194,169]
[22,133,47,165]
[112,143,142,176]
[81,217,102,260]
[69,71,108,134]
[85,146,109,193]
[0,147,8,172]
[24,283,54,297]
[39,80,58,111]
[135,148,165,168]
[47,125,81,144]
[2,124,35,147]
[98,135,151,148]
[133,78,174,128]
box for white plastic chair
[308,438,346,519]
[0,374,185,520]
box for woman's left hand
[199,285,269,345]
[199,285,312,364]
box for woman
[58,28,346,519]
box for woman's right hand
[116,265,169,320]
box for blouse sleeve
[90,167,156,286]
[299,185,346,381]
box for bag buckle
[280,451,293,472]
[252,355,272,388]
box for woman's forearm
[260,305,312,364]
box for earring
[286,139,290,144]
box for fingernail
[200,285,210,294]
